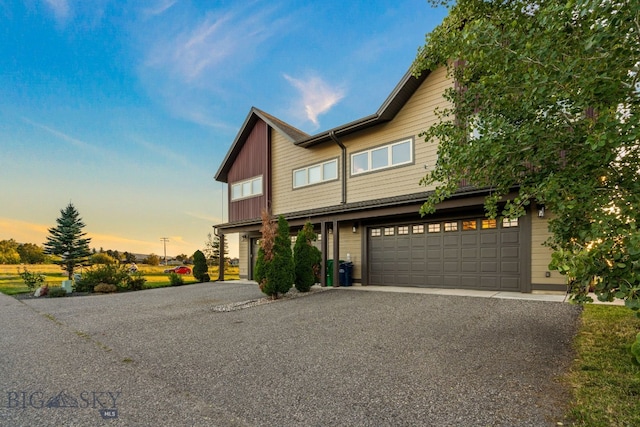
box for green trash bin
[326,259,334,286]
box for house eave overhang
[213,185,507,233]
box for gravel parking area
[0,282,581,426]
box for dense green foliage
[91,252,116,265]
[43,203,92,279]
[168,272,184,286]
[0,239,21,264]
[414,0,640,309]
[17,243,45,264]
[47,287,67,298]
[293,222,322,292]
[258,214,294,299]
[192,249,208,282]
[143,253,160,266]
[75,263,146,292]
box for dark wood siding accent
[228,119,270,222]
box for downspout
[329,130,347,204]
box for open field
[0,264,240,295]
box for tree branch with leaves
[414,0,640,311]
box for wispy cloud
[134,3,293,127]
[144,4,288,83]
[21,117,96,151]
[143,0,176,17]
[284,74,345,127]
[42,0,70,23]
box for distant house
[213,65,564,293]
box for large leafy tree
[414,0,640,310]
[17,243,45,264]
[0,239,21,264]
[43,203,92,279]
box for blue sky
[0,0,447,258]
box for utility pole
[160,237,169,265]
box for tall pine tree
[44,203,92,279]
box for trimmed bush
[169,272,184,286]
[201,273,210,283]
[48,287,67,298]
[126,272,147,291]
[192,250,208,282]
[93,283,118,294]
[260,215,294,299]
[294,222,322,292]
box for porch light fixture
[538,205,545,218]
[352,224,357,233]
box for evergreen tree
[262,215,294,299]
[43,203,92,279]
[294,222,321,292]
[204,232,228,265]
[192,249,209,282]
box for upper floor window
[293,159,338,188]
[231,176,263,201]
[351,138,413,175]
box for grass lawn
[0,264,240,295]
[564,304,640,426]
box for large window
[231,176,263,201]
[351,138,413,175]
[293,159,338,188]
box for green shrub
[632,333,640,366]
[201,273,210,283]
[75,263,145,292]
[75,264,129,292]
[94,283,118,293]
[192,250,208,282]
[260,215,294,299]
[18,267,46,292]
[169,273,184,286]
[294,222,322,292]
[48,287,67,298]
[125,272,147,291]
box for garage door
[368,217,522,291]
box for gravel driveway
[0,282,581,426]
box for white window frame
[351,138,413,176]
[293,159,338,189]
[230,176,263,201]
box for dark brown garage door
[368,217,522,291]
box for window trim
[292,158,339,189]
[230,176,263,201]
[350,137,414,176]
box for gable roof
[214,67,431,182]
